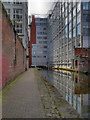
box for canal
[38,69,89,118]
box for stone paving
[2,69,43,118]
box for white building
[2,0,28,49]
[31,17,48,67]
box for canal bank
[47,66,89,74]
[2,69,43,118]
[36,68,89,118]
[2,68,88,118]
[35,69,81,118]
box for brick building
[1,3,26,88]
[2,0,28,50]
[74,48,90,72]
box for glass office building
[47,2,90,68]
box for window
[62,5,64,13]
[13,0,22,4]
[44,56,46,58]
[14,9,22,14]
[73,28,76,39]
[69,13,71,22]
[65,27,68,33]
[43,32,47,35]
[65,17,68,26]
[39,41,42,44]
[65,9,67,17]
[77,3,81,13]
[83,2,90,10]
[83,28,90,36]
[77,24,80,38]
[69,4,72,12]
[43,37,47,39]
[13,9,22,20]
[65,2,67,8]
[44,46,47,48]
[40,18,43,21]
[15,24,22,33]
[69,22,72,31]
[37,37,42,39]
[65,27,68,40]
[73,8,76,17]
[37,32,42,35]
[43,28,46,30]
[43,41,47,44]
[39,41,47,44]
[69,32,72,42]
[43,51,47,53]
[77,13,80,24]
[73,18,76,28]
[16,29,22,33]
[82,14,90,22]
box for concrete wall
[1,4,26,88]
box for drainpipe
[14,30,17,66]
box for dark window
[83,28,90,36]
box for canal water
[38,69,90,118]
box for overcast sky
[28,0,54,16]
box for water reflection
[38,69,90,118]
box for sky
[28,0,54,16]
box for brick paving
[2,69,43,118]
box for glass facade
[83,2,90,10]
[48,2,82,68]
[48,2,90,68]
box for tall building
[2,0,28,49]
[29,15,48,67]
[48,2,90,68]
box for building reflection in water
[39,69,89,118]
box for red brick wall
[1,4,26,88]
[29,15,36,66]
[75,48,90,58]
[74,48,90,72]
[0,3,2,89]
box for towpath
[2,69,43,118]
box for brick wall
[1,4,26,88]
[0,2,2,89]
[75,48,90,58]
[29,15,36,67]
[74,48,90,73]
